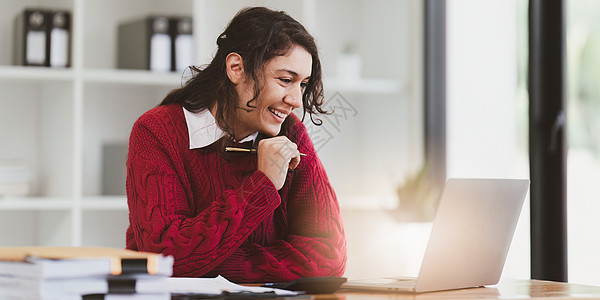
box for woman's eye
[300,82,308,89]
[279,78,292,84]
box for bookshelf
[0,0,410,248]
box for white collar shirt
[183,107,258,149]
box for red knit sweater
[125,104,347,282]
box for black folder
[14,9,48,66]
[14,8,71,67]
[48,10,71,67]
[172,16,194,72]
[118,16,193,72]
[118,16,172,72]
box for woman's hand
[257,136,301,190]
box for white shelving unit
[0,66,74,81]
[0,0,190,248]
[0,0,406,248]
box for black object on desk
[171,291,312,299]
[263,277,347,294]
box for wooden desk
[310,279,600,299]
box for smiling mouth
[268,107,288,119]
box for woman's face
[234,45,312,139]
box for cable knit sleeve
[205,116,348,282]
[125,108,281,277]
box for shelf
[0,197,72,210]
[83,68,185,87]
[82,196,128,210]
[0,65,74,82]
[324,77,403,94]
[0,65,402,94]
[0,197,128,210]
[0,196,128,211]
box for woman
[125,7,346,282]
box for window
[567,0,600,285]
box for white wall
[446,0,530,279]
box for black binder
[14,8,71,67]
[172,16,194,72]
[118,16,172,72]
[48,10,71,67]
[118,16,193,72]
[14,9,48,66]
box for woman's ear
[225,52,244,85]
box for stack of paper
[0,246,173,300]
[0,159,32,197]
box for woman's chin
[261,125,282,137]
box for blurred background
[0,0,599,285]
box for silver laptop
[342,178,529,293]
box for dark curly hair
[160,6,327,138]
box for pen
[225,147,307,156]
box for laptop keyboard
[388,279,417,288]
[381,278,416,288]
[351,277,416,287]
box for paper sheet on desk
[168,275,300,296]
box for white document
[26,31,46,65]
[175,34,193,72]
[168,275,299,296]
[150,33,171,72]
[50,28,69,67]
